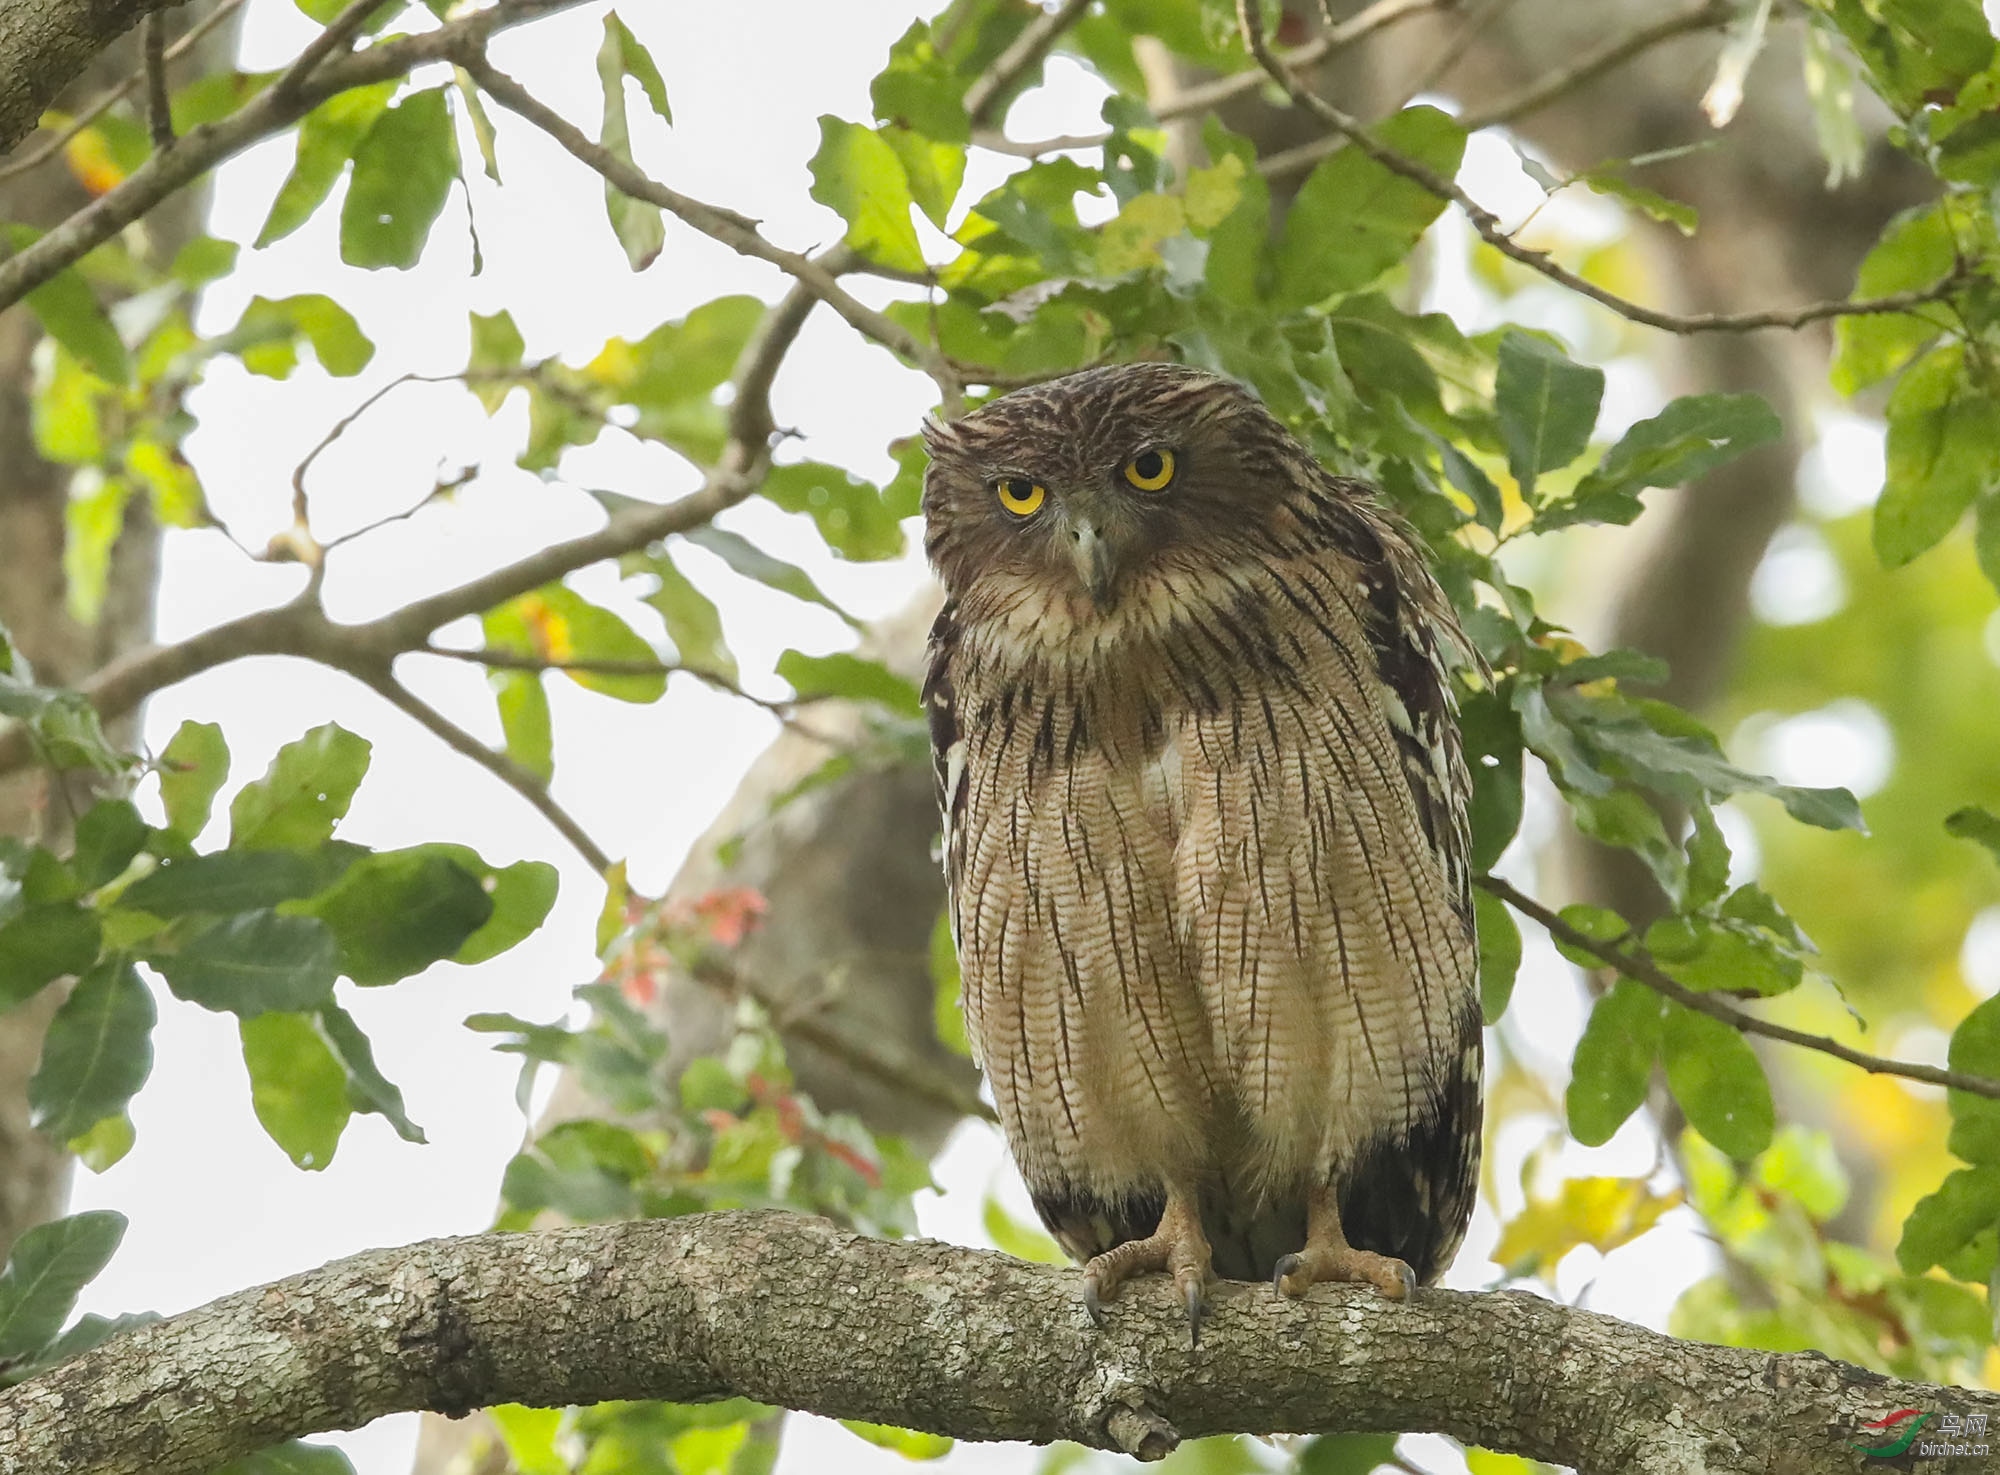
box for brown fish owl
[922,363,1483,1335]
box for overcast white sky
[49,2,1900,1471]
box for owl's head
[921,363,1302,615]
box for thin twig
[0,0,245,185]
[424,646,846,747]
[1392,0,1514,106]
[271,0,389,103]
[142,13,173,151]
[964,0,1093,128]
[689,956,997,1126]
[320,466,477,553]
[1235,0,1967,335]
[985,0,1443,158]
[1478,875,2000,1101]
[1459,0,1735,132]
[358,666,614,875]
[459,53,962,410]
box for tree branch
[0,0,173,154]
[357,666,612,874]
[1478,875,2000,1100]
[963,0,1091,128]
[0,0,245,184]
[0,253,837,780]
[457,53,962,408]
[0,1211,1986,1475]
[1234,0,1963,335]
[0,0,588,313]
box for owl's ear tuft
[921,412,962,457]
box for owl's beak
[1068,518,1117,609]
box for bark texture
[0,1211,1986,1475]
[0,0,181,153]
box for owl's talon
[1082,1275,1107,1326]
[1181,1275,1205,1347]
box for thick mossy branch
[0,1210,1985,1475]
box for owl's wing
[922,598,969,938]
[1323,484,1479,929]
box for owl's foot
[1080,1192,1212,1345]
[1272,1184,1416,1301]
[1272,1244,1415,1301]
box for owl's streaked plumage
[921,363,1482,1333]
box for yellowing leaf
[1097,191,1185,274]
[1493,1175,1683,1279]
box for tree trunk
[0,1,239,1261]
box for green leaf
[1475,889,1521,1025]
[156,910,340,1016]
[1898,1165,2000,1276]
[256,82,397,248]
[468,308,525,412]
[340,87,459,270]
[930,909,968,1057]
[62,477,128,627]
[1946,993,2000,1164]
[601,12,671,121]
[1577,167,1696,235]
[1566,978,1663,1146]
[1875,343,2000,567]
[882,127,966,231]
[120,849,329,918]
[1545,394,1782,531]
[615,295,765,408]
[809,117,925,273]
[683,525,862,628]
[1831,199,1962,394]
[231,294,375,379]
[300,847,494,985]
[1461,689,1524,870]
[775,650,920,715]
[871,20,969,143]
[7,230,128,385]
[1660,1004,1773,1160]
[1948,805,2000,866]
[70,1112,135,1172]
[596,15,666,271]
[639,551,736,681]
[70,800,145,889]
[213,1440,358,1475]
[168,235,239,286]
[0,905,102,1012]
[240,1012,350,1170]
[1296,1434,1403,1475]
[317,1002,425,1144]
[1271,106,1466,310]
[0,1210,126,1362]
[1977,490,2000,595]
[762,461,906,562]
[489,669,553,782]
[29,959,154,1142]
[1495,330,1603,501]
[840,1422,953,1461]
[451,856,557,965]
[229,724,372,852]
[489,586,666,703]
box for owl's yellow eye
[1123,448,1176,491]
[996,477,1046,516]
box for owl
[921,363,1483,1338]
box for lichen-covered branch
[0,1211,1984,1475]
[0,0,173,153]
